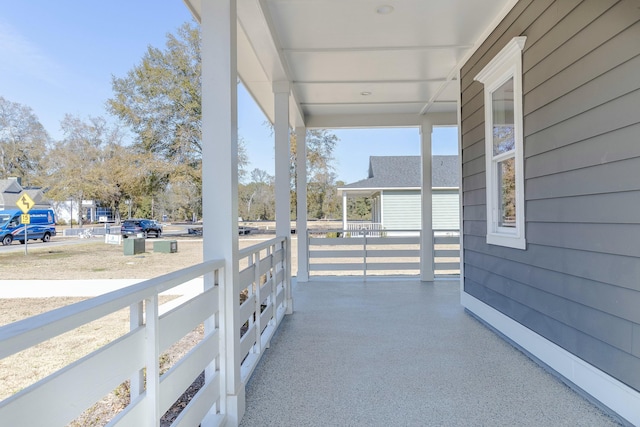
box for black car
[121,219,162,238]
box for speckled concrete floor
[240,279,622,426]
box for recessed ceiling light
[376,5,394,14]
[361,91,372,96]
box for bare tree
[0,96,50,185]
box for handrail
[0,236,292,426]
[0,260,224,360]
[308,229,422,276]
[238,235,285,257]
[307,228,460,277]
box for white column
[201,0,243,424]
[273,82,292,308]
[295,126,309,284]
[342,192,348,230]
[273,82,290,237]
[420,117,434,282]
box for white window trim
[475,36,527,250]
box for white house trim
[296,126,309,284]
[420,117,434,282]
[462,293,640,426]
[475,36,527,250]
[201,0,243,424]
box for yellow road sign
[16,192,35,213]
[21,214,30,224]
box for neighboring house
[0,178,51,211]
[338,155,459,232]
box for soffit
[185,0,516,128]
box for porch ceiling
[184,0,516,128]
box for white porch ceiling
[185,0,516,128]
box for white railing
[308,229,421,276]
[63,225,121,237]
[433,230,461,276]
[307,229,460,277]
[0,236,290,427]
[237,237,290,382]
[345,221,383,237]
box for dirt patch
[0,238,204,280]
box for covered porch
[240,278,618,426]
[192,0,640,424]
[2,0,639,425]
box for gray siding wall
[382,190,421,230]
[460,0,640,392]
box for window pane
[498,157,516,228]
[492,78,515,156]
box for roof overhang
[184,0,518,129]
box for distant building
[338,155,459,232]
[54,200,116,224]
[0,177,51,211]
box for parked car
[120,219,162,238]
[149,220,163,232]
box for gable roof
[0,179,50,210]
[340,155,459,191]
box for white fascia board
[339,187,421,193]
[182,0,201,22]
[306,112,458,129]
[306,114,421,129]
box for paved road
[0,237,95,254]
[0,226,191,254]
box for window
[475,36,526,249]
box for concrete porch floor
[240,279,621,426]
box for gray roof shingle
[341,155,458,189]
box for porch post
[342,192,348,230]
[273,82,292,303]
[295,126,309,283]
[201,0,243,425]
[420,117,434,282]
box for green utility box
[123,237,145,255]
[154,240,178,253]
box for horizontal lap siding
[382,191,421,230]
[460,0,640,392]
[433,191,460,230]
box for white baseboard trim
[461,291,640,426]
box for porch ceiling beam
[282,44,474,54]
[250,0,305,127]
[302,101,428,106]
[305,112,456,129]
[293,78,447,85]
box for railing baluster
[130,300,145,399]
[204,267,221,419]
[254,250,261,354]
[363,228,368,277]
[145,294,160,427]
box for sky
[0,1,458,184]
